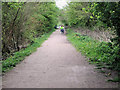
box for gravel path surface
[2,30,118,88]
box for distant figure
[60,25,65,34]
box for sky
[55,0,69,9]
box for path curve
[2,30,118,88]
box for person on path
[60,25,65,34]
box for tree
[2,2,59,59]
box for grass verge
[66,29,120,82]
[2,30,54,73]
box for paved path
[2,30,118,88]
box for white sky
[55,0,69,9]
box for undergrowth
[67,29,120,82]
[2,30,54,73]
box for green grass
[2,30,54,73]
[107,77,120,82]
[67,29,101,63]
[66,29,120,82]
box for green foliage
[61,2,89,27]
[2,2,26,58]
[89,2,120,37]
[2,2,59,59]
[2,30,54,73]
[107,77,120,82]
[67,29,120,72]
[62,2,120,37]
